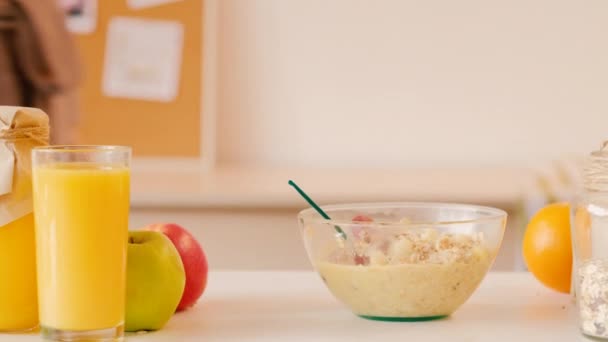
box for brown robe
[0,0,81,144]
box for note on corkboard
[75,0,203,157]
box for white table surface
[1,271,589,341]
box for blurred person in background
[0,0,81,144]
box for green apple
[125,231,186,332]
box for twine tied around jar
[584,141,608,191]
[0,126,49,145]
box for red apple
[143,223,208,311]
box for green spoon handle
[288,180,346,239]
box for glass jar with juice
[0,107,49,331]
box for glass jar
[573,142,608,339]
[0,107,49,331]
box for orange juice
[0,213,38,331]
[33,164,130,331]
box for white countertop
[0,271,589,341]
[130,166,531,209]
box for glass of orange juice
[32,146,131,341]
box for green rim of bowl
[358,314,448,322]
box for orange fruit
[522,202,572,293]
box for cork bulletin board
[74,0,204,158]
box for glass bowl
[298,202,507,321]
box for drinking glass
[32,146,131,341]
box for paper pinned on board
[128,0,183,10]
[102,17,184,102]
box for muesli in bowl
[298,203,507,321]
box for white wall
[217,0,608,167]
